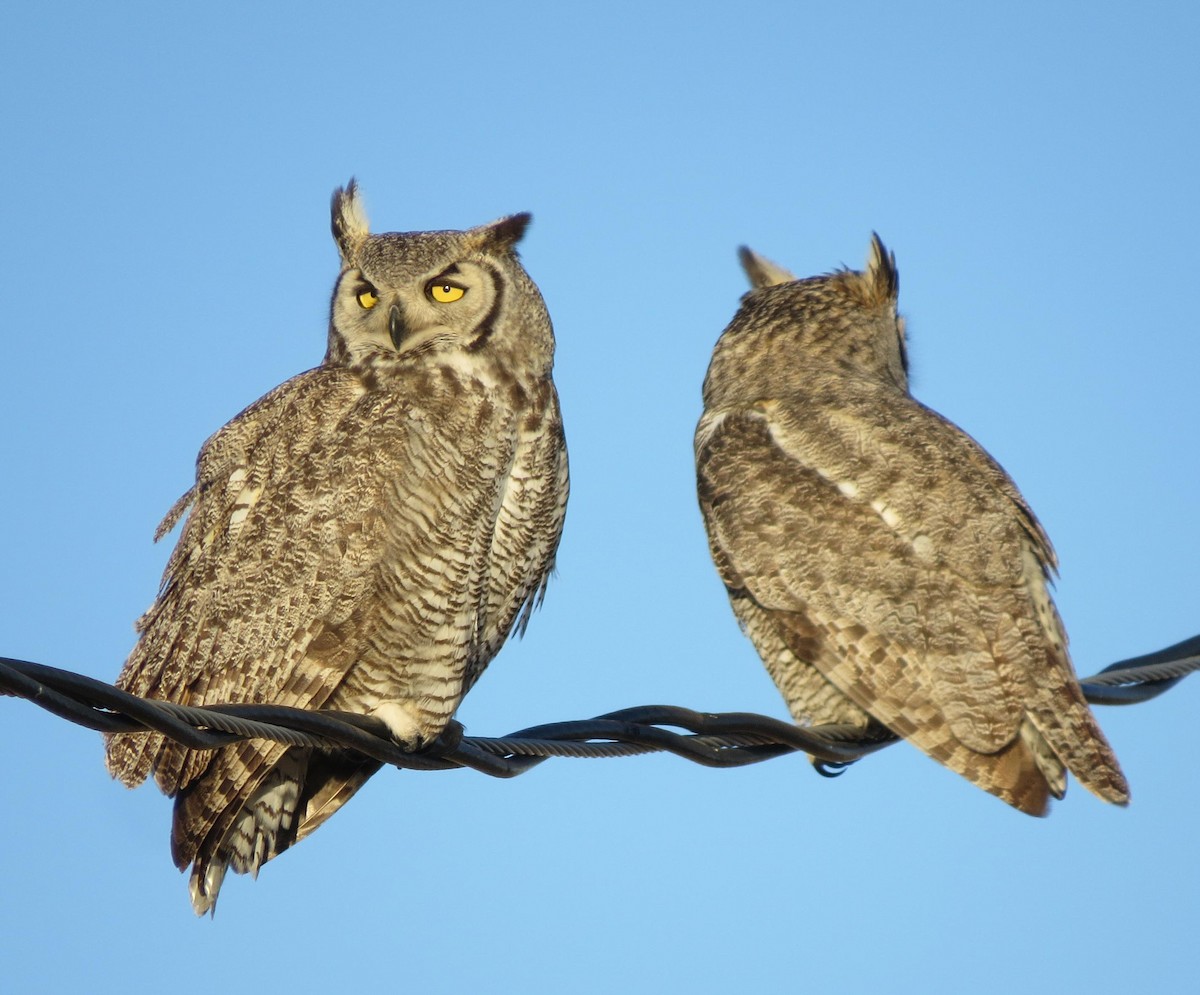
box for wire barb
[2,634,1198,778]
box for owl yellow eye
[357,289,379,309]
[429,283,465,304]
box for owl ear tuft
[738,246,797,289]
[475,212,532,251]
[331,178,370,263]
[865,233,898,304]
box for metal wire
[2,632,1197,779]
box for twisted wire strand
[1074,632,1200,705]
[2,632,1197,779]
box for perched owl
[695,236,1128,815]
[106,181,569,913]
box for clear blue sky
[2,2,1196,992]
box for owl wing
[106,367,389,792]
[475,381,569,679]
[697,375,1124,810]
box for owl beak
[388,305,407,350]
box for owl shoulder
[153,366,366,542]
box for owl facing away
[106,181,569,913]
[695,236,1128,815]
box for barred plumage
[695,236,1127,814]
[106,181,569,912]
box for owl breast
[322,358,565,742]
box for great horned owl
[695,235,1127,815]
[106,181,569,913]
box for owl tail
[941,729,1055,816]
[1024,691,1130,810]
[932,706,1128,817]
[176,747,381,916]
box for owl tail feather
[935,710,1128,818]
[962,733,1055,817]
[1025,698,1131,809]
[178,748,381,916]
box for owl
[106,180,569,913]
[695,235,1128,815]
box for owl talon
[812,759,853,779]
[427,720,464,754]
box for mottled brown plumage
[106,181,568,912]
[695,236,1127,815]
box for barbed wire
[2,632,1198,779]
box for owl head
[703,234,907,406]
[325,179,552,375]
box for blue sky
[1,2,1197,992]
